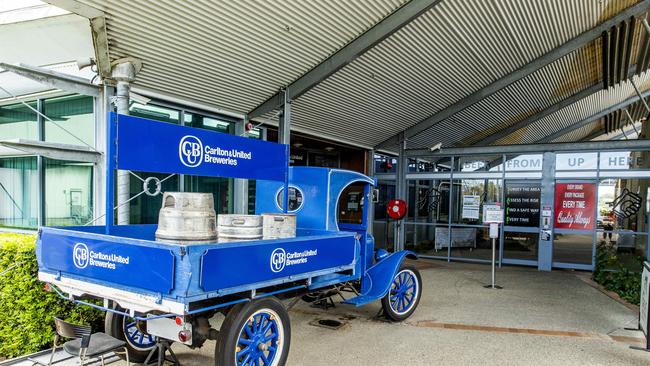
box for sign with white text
[554,183,595,230]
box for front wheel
[215,297,291,366]
[381,264,422,321]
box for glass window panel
[129,103,180,124]
[504,232,538,261]
[184,112,232,133]
[373,220,395,252]
[451,179,502,224]
[553,233,593,265]
[128,172,179,224]
[44,159,93,226]
[504,181,541,227]
[449,227,492,261]
[404,223,442,256]
[0,157,37,229]
[43,95,94,147]
[598,178,649,235]
[0,102,37,140]
[374,154,397,174]
[185,175,232,215]
[411,179,450,224]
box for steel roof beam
[0,62,100,97]
[43,1,111,79]
[247,0,442,120]
[467,83,602,146]
[539,91,650,143]
[376,0,650,149]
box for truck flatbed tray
[37,225,358,314]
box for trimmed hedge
[0,233,104,359]
[593,242,642,305]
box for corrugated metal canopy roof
[47,0,650,150]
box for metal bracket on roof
[0,62,100,97]
[630,79,650,113]
[0,139,100,163]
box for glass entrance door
[552,180,598,270]
[502,180,542,266]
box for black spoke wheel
[105,306,158,363]
[381,264,422,321]
[215,297,291,366]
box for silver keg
[262,213,296,240]
[155,192,218,244]
[217,214,263,243]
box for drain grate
[309,318,346,330]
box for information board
[483,204,503,224]
[462,195,480,220]
[641,262,650,339]
[505,182,541,227]
[554,183,596,230]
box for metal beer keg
[155,192,218,244]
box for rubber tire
[215,297,291,366]
[105,308,157,363]
[381,264,422,322]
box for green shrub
[593,242,642,305]
[0,233,104,359]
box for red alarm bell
[387,199,407,220]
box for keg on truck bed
[217,214,263,242]
[155,192,218,244]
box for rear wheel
[105,307,157,363]
[381,264,422,321]
[215,297,291,366]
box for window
[0,157,38,229]
[0,102,37,140]
[130,103,180,124]
[44,159,93,226]
[44,95,94,147]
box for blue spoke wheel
[381,265,422,321]
[216,298,290,366]
[106,305,157,363]
[123,317,157,350]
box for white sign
[483,204,503,224]
[641,262,650,336]
[462,195,480,219]
[555,153,598,170]
[72,242,129,270]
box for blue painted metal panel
[201,234,357,291]
[38,228,175,293]
[344,251,414,307]
[112,112,288,182]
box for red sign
[554,183,596,230]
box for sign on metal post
[483,203,503,290]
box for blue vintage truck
[36,113,421,366]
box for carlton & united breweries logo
[73,243,89,269]
[178,135,254,168]
[270,247,318,273]
[72,242,130,271]
[179,135,203,167]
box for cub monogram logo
[73,243,90,269]
[270,248,286,273]
[179,135,203,167]
[269,247,318,273]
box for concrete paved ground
[130,261,650,365]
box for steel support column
[112,62,138,225]
[278,88,291,145]
[233,119,249,214]
[395,134,407,251]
